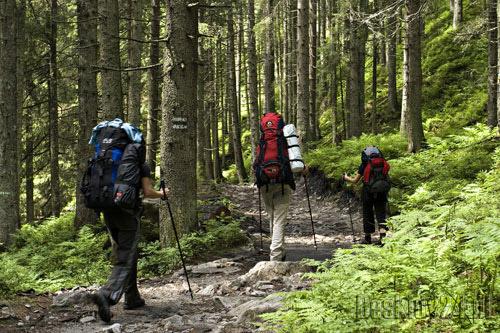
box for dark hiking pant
[362,187,388,234]
[99,209,141,305]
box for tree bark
[309,0,318,140]
[297,0,310,142]
[99,0,124,120]
[160,0,198,246]
[212,44,222,181]
[264,0,276,114]
[406,0,425,152]
[127,0,145,126]
[247,0,260,163]
[488,0,498,128]
[497,0,500,130]
[387,1,399,118]
[146,0,161,178]
[0,0,18,245]
[400,10,409,135]
[197,40,207,178]
[227,6,247,183]
[48,0,61,217]
[16,0,25,227]
[453,0,462,29]
[372,37,378,133]
[75,0,99,228]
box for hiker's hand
[160,187,170,200]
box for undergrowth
[0,214,246,297]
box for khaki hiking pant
[261,184,291,261]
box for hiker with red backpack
[253,111,306,261]
[343,146,391,245]
[81,118,166,322]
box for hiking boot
[360,234,372,244]
[124,297,145,310]
[91,292,112,323]
[124,289,145,310]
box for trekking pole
[160,180,194,300]
[303,175,318,250]
[343,182,356,240]
[257,186,264,251]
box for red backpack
[362,147,391,194]
[254,113,290,187]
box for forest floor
[0,178,383,333]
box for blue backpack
[81,125,144,211]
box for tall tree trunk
[387,2,399,118]
[297,0,310,141]
[236,1,244,120]
[453,0,462,29]
[348,7,361,137]
[212,46,222,181]
[160,0,198,245]
[406,0,424,152]
[197,40,207,178]
[16,0,26,227]
[228,6,247,183]
[247,0,260,163]
[290,0,298,125]
[264,0,276,114]
[497,0,500,130]
[146,0,161,178]
[75,0,99,228]
[99,0,123,120]
[488,0,498,128]
[49,0,61,217]
[309,0,318,140]
[372,36,378,133]
[400,12,409,134]
[127,0,144,125]
[0,0,18,245]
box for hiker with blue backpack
[343,146,391,245]
[81,119,166,322]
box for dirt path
[0,181,367,333]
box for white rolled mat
[283,124,305,173]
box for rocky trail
[0,179,378,333]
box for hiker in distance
[80,118,166,322]
[343,146,391,245]
[254,111,307,261]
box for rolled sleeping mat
[283,124,305,173]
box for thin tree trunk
[212,43,222,182]
[348,7,361,137]
[497,0,500,130]
[297,0,310,141]
[99,0,124,120]
[228,6,247,182]
[264,0,276,114]
[406,0,425,152]
[290,0,298,125]
[453,0,462,29]
[488,0,498,128]
[309,0,318,140]
[75,0,99,228]
[372,36,378,133]
[16,0,26,227]
[247,0,260,163]
[127,0,144,125]
[400,10,409,135]
[160,0,198,245]
[0,0,18,245]
[49,0,61,217]
[197,37,207,178]
[387,1,399,118]
[146,0,161,178]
